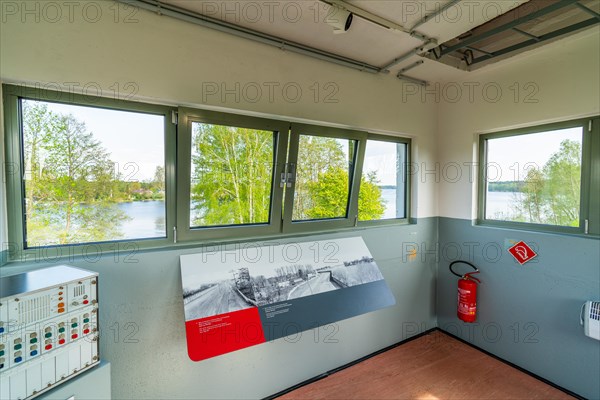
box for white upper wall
[0,0,439,218]
[0,85,7,260]
[1,1,598,222]
[436,29,600,220]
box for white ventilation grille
[18,295,51,325]
[73,284,85,297]
[590,301,600,321]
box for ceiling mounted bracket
[396,60,428,86]
[381,40,437,72]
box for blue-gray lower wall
[40,361,111,400]
[0,218,438,399]
[437,217,600,399]
[0,249,7,267]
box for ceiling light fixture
[326,5,353,34]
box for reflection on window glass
[190,123,275,227]
[21,99,166,247]
[293,135,355,221]
[359,140,406,221]
[485,127,583,227]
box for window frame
[176,107,289,242]
[281,123,367,233]
[2,84,177,258]
[477,116,599,236]
[357,134,412,227]
[2,84,415,262]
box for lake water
[486,191,523,219]
[381,188,398,219]
[118,188,402,238]
[118,192,522,238]
[118,200,166,239]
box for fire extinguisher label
[457,278,478,323]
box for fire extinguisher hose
[449,260,481,283]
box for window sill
[1,219,416,266]
[474,220,599,240]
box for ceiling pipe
[322,0,430,41]
[118,0,383,74]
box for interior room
[0,0,598,399]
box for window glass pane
[293,135,355,221]
[359,140,406,221]
[485,127,583,227]
[190,123,275,227]
[21,99,166,247]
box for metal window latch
[286,163,296,188]
[280,163,296,188]
[280,166,287,188]
[584,219,589,234]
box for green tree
[191,129,387,225]
[517,139,581,227]
[152,166,165,196]
[305,168,385,220]
[519,167,545,222]
[293,135,348,220]
[191,123,273,225]
[543,139,581,226]
[357,171,386,220]
[22,102,129,245]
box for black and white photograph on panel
[181,260,257,322]
[180,237,385,320]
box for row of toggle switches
[0,311,95,372]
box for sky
[487,127,582,182]
[363,140,405,186]
[25,99,165,181]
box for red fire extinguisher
[450,261,481,323]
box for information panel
[180,237,395,361]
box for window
[3,84,411,259]
[292,135,356,221]
[281,124,365,233]
[3,85,176,253]
[176,108,289,241]
[479,117,599,235]
[189,122,275,227]
[359,137,409,222]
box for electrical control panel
[0,265,99,400]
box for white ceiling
[160,0,585,82]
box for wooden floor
[278,331,573,400]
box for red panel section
[185,307,265,361]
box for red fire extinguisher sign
[450,261,481,323]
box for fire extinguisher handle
[449,260,479,278]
